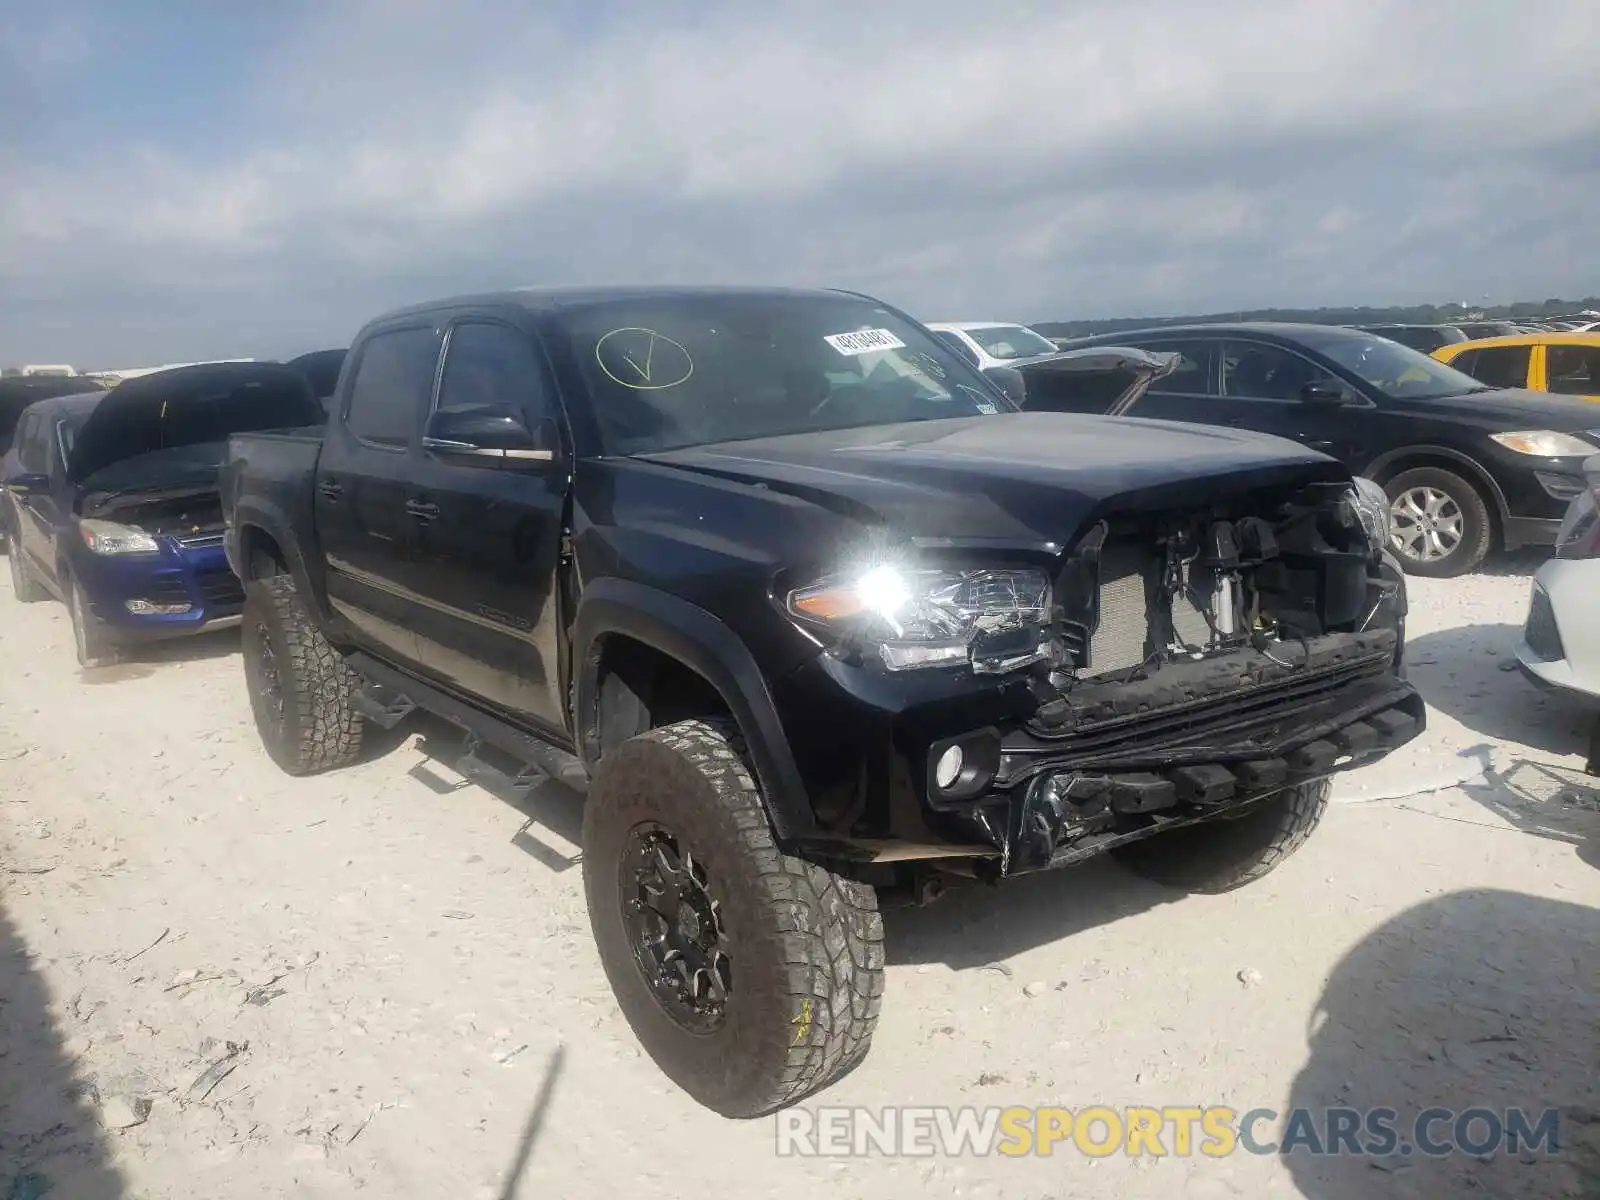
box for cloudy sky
[3,0,1597,367]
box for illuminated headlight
[1349,476,1392,554]
[787,564,1052,673]
[78,519,160,555]
[1489,430,1598,457]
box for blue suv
[3,363,324,666]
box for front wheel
[241,574,364,775]
[1111,779,1330,892]
[1384,467,1492,578]
[68,580,118,668]
[582,719,885,1117]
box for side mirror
[4,472,48,495]
[421,405,557,469]
[1300,381,1348,406]
[981,365,1027,407]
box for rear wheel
[1111,780,1330,892]
[582,719,884,1117]
[241,574,364,775]
[68,579,118,668]
[1384,466,1492,578]
[8,544,47,603]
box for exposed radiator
[1085,546,1149,676]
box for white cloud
[3,0,1598,363]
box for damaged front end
[792,476,1424,879]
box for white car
[1515,457,1600,771]
[924,321,1063,370]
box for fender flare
[573,578,819,841]
[1359,445,1511,528]
[227,498,326,614]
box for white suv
[925,322,1063,370]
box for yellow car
[1432,332,1600,401]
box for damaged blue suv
[3,362,324,667]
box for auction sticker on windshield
[825,329,907,355]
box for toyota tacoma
[220,286,1423,1118]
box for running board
[348,652,589,792]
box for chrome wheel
[1390,486,1464,564]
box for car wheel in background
[1111,779,1330,892]
[68,579,118,668]
[582,718,884,1117]
[8,544,47,603]
[241,574,365,775]
[1383,466,1492,577]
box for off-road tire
[241,574,364,775]
[7,543,47,602]
[582,718,885,1117]
[1384,466,1492,578]
[1111,779,1330,893]
[68,578,118,668]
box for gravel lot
[2,558,1596,1199]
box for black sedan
[1022,323,1600,577]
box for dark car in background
[0,375,109,550]
[1024,324,1600,577]
[3,362,324,666]
[1354,324,1469,354]
[286,348,347,411]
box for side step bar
[347,652,590,793]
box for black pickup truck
[221,286,1423,1117]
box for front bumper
[776,624,1424,875]
[1514,558,1600,704]
[70,535,245,643]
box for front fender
[573,577,819,841]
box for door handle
[318,479,344,500]
[405,499,440,521]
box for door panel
[406,320,568,731]
[316,323,442,667]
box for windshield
[76,442,229,496]
[1296,329,1490,399]
[964,324,1058,360]
[555,295,1010,454]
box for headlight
[78,518,160,555]
[1489,430,1597,457]
[787,564,1052,673]
[1349,476,1392,554]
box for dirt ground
[2,558,1597,1199]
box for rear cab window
[344,326,442,447]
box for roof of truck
[368,285,870,325]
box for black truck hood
[68,361,324,484]
[644,412,1349,547]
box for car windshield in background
[1296,329,1491,400]
[965,325,1058,359]
[556,296,1009,454]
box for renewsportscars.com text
[774,1105,1563,1159]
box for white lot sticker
[824,328,907,355]
[974,400,999,414]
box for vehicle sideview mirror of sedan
[4,471,48,494]
[421,405,557,468]
[1300,380,1348,406]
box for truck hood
[68,361,324,484]
[643,412,1349,547]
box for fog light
[125,599,192,615]
[934,745,965,790]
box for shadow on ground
[883,857,1178,968]
[1286,888,1600,1199]
[1405,623,1591,759]
[80,628,242,684]
[0,895,126,1197]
